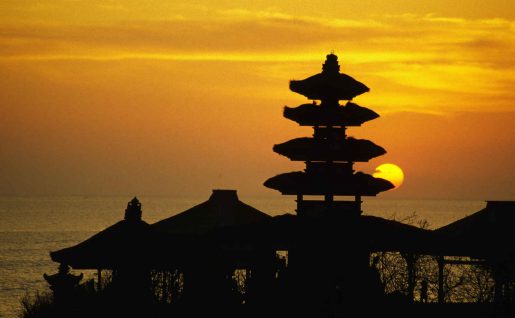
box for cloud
[1,7,514,197]
[0,18,382,60]
[1,11,514,112]
[1,11,514,66]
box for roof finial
[125,197,142,221]
[323,52,340,74]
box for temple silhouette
[40,54,514,318]
[265,52,393,215]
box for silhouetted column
[405,253,415,302]
[493,262,502,305]
[43,263,83,304]
[97,269,102,291]
[296,194,303,216]
[355,195,362,213]
[438,256,444,303]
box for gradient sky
[1,1,514,199]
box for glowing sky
[1,1,514,199]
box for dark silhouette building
[153,189,271,235]
[265,53,393,217]
[42,55,514,318]
[260,53,398,317]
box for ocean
[0,195,485,318]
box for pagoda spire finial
[125,197,142,221]
[322,52,340,74]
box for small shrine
[43,263,83,302]
[265,53,394,217]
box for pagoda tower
[264,53,394,217]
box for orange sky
[1,1,514,199]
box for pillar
[437,256,444,303]
[97,268,102,291]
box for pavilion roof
[151,190,271,235]
[434,201,515,259]
[362,215,435,253]
[50,219,158,269]
[49,198,187,269]
[208,212,434,254]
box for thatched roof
[209,212,433,254]
[273,137,386,162]
[289,54,369,101]
[434,201,515,259]
[48,194,444,270]
[152,190,271,235]
[50,193,272,270]
[264,171,394,196]
[50,218,156,269]
[49,198,184,269]
[362,215,434,253]
[283,102,379,127]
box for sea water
[0,196,485,317]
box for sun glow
[373,163,405,189]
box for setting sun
[373,163,405,189]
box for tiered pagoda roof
[283,102,379,126]
[265,53,393,215]
[273,137,386,162]
[265,170,393,196]
[289,53,369,100]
